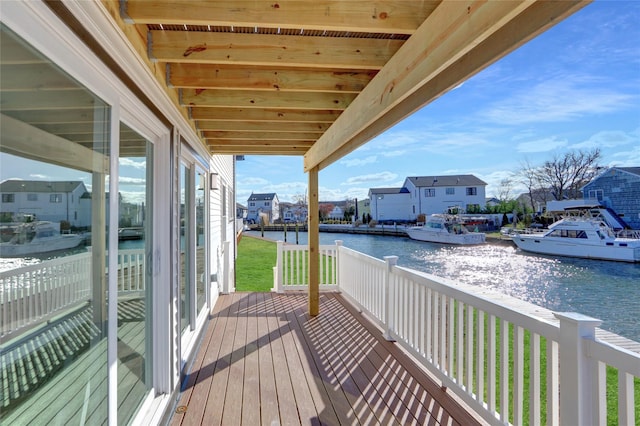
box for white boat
[406,214,486,245]
[0,221,84,257]
[511,217,640,262]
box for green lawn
[235,235,277,292]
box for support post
[382,255,398,341]
[308,167,319,316]
[555,312,602,426]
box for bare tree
[292,192,307,206]
[497,177,514,202]
[538,148,602,200]
[518,149,602,214]
[518,160,545,212]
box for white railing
[272,240,339,292]
[0,249,146,341]
[275,241,640,426]
[0,251,92,341]
[115,249,146,293]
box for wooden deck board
[171,292,480,426]
[178,294,234,426]
[255,292,280,426]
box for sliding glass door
[178,148,208,355]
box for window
[2,194,15,203]
[588,189,604,201]
[264,201,270,206]
[466,187,477,196]
[50,194,62,203]
[424,189,435,197]
[27,194,38,201]
[249,202,255,207]
[446,188,455,195]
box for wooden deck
[170,292,481,426]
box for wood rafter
[97,0,590,159]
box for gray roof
[247,192,277,201]
[0,179,86,193]
[616,167,640,176]
[406,174,487,187]
[369,187,410,194]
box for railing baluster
[476,310,484,403]
[530,332,541,425]
[500,318,510,423]
[487,314,496,414]
[514,325,524,425]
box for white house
[281,202,308,222]
[0,180,91,227]
[369,175,487,222]
[246,192,279,224]
[404,175,487,219]
[368,187,412,223]
[328,205,344,220]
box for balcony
[171,291,480,425]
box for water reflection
[249,231,640,341]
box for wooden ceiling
[101,0,590,171]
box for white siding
[370,192,412,222]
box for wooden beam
[308,166,319,316]
[207,144,308,155]
[202,131,318,141]
[168,63,376,93]
[196,121,330,133]
[191,107,341,123]
[150,31,402,70]
[204,139,314,148]
[1,113,108,173]
[0,63,80,90]
[0,89,99,111]
[182,89,355,110]
[123,0,435,35]
[304,0,590,172]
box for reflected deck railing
[274,240,639,426]
[0,249,145,342]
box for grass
[235,235,276,292]
[235,234,639,423]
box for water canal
[248,230,640,343]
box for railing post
[382,255,398,341]
[334,240,343,292]
[555,312,602,426]
[272,240,284,293]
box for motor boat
[406,214,486,245]
[511,217,640,262]
[0,221,84,257]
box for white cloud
[239,177,269,186]
[119,177,146,185]
[380,150,405,158]
[570,130,637,150]
[342,171,397,185]
[29,174,48,179]
[340,155,377,167]
[517,137,568,153]
[119,158,146,169]
[482,79,633,125]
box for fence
[272,240,339,292]
[0,249,146,342]
[275,240,640,425]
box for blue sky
[236,1,640,204]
